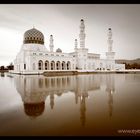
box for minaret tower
[74,39,78,52]
[106,28,115,60]
[49,35,54,52]
[79,19,86,48]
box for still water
[0,72,140,136]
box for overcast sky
[0,4,140,66]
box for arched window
[38,60,43,70]
[100,63,103,70]
[56,61,60,70]
[67,61,71,70]
[62,61,66,70]
[51,61,55,70]
[45,60,49,70]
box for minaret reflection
[76,75,98,126]
[50,94,54,109]
[106,74,115,118]
[79,93,88,127]
[14,74,100,124]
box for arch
[45,60,49,70]
[67,61,71,70]
[51,61,55,70]
[100,63,103,70]
[62,61,66,70]
[56,61,61,70]
[38,60,43,70]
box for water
[0,72,140,136]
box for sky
[0,4,140,66]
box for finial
[33,25,35,28]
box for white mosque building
[12,19,125,74]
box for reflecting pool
[0,73,140,136]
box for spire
[106,28,115,66]
[107,28,113,52]
[75,39,78,48]
[74,39,78,52]
[79,19,86,48]
[49,35,54,52]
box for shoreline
[7,69,140,76]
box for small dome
[23,28,44,45]
[56,48,62,53]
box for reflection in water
[80,95,87,126]
[106,74,115,118]
[0,72,5,77]
[14,74,115,126]
[24,102,45,119]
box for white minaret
[106,28,115,60]
[79,19,86,48]
[74,39,78,52]
[49,35,54,52]
[108,28,113,52]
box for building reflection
[106,74,115,118]
[13,74,115,125]
[0,72,5,77]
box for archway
[45,60,49,70]
[56,61,61,70]
[38,60,43,70]
[62,61,66,70]
[67,61,71,70]
[51,61,55,70]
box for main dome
[23,28,44,45]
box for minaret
[106,28,115,60]
[79,19,86,48]
[108,28,113,52]
[49,35,54,52]
[74,39,78,52]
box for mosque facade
[12,19,125,74]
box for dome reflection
[24,102,45,118]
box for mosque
[12,19,125,74]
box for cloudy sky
[0,4,140,66]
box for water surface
[0,72,140,136]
